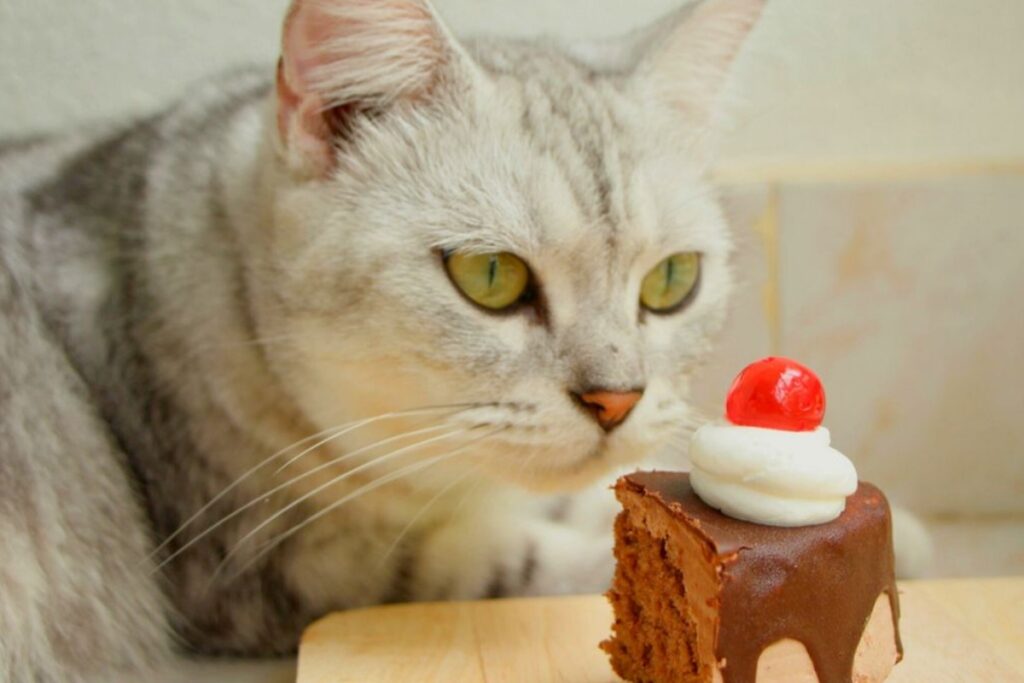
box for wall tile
[690,184,776,418]
[925,519,1024,578]
[777,175,1024,515]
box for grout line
[713,158,1024,185]
[925,512,1024,524]
[750,185,782,355]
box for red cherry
[725,357,825,431]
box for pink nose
[575,390,644,432]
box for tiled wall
[693,171,1024,519]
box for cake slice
[602,471,902,683]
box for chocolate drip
[625,472,902,683]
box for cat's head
[256,0,764,491]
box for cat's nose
[573,389,644,432]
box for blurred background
[1,0,1021,578]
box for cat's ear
[633,0,765,153]
[276,0,467,177]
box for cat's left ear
[276,0,471,177]
[633,0,765,156]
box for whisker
[375,464,481,569]
[146,424,346,566]
[511,443,548,484]
[452,467,491,517]
[214,427,506,588]
[273,405,472,475]
[151,421,460,574]
[208,426,481,582]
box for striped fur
[0,1,764,680]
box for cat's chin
[489,445,649,494]
[502,470,608,494]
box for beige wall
[1,1,1023,167]
[695,172,1024,520]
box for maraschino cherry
[725,357,825,432]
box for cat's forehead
[439,42,722,261]
[471,39,636,172]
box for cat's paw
[412,513,614,600]
[521,524,614,596]
[553,482,621,539]
[891,505,933,579]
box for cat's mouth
[491,431,653,493]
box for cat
[0,0,786,680]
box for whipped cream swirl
[689,423,857,527]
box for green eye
[445,251,530,310]
[640,252,701,313]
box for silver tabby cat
[0,0,766,680]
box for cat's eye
[445,251,531,311]
[640,252,701,313]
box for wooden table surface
[297,577,1024,682]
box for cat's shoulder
[0,66,271,222]
[1,68,268,176]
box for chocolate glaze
[624,472,902,683]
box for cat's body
[0,1,770,680]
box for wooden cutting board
[297,577,1024,682]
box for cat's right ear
[276,0,468,178]
[630,0,765,159]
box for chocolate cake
[602,471,902,683]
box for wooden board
[297,578,1024,682]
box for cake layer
[604,472,902,683]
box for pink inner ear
[275,0,448,175]
[645,0,764,129]
[281,2,340,95]
[276,2,338,152]
[275,58,301,143]
[276,2,374,174]
[276,56,333,175]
